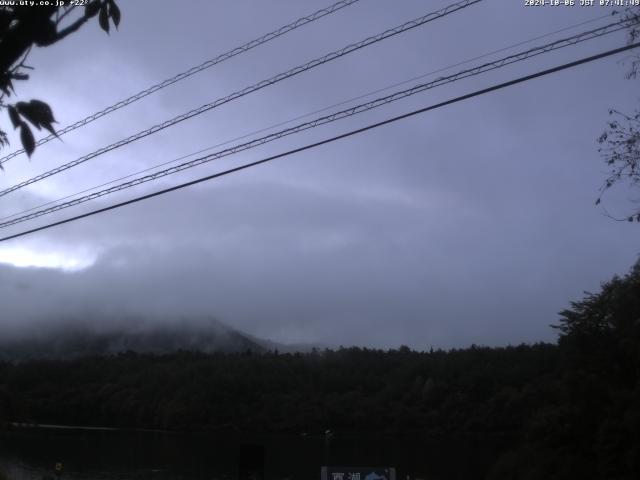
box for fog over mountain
[0,314,321,361]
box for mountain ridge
[0,316,316,361]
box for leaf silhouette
[11,73,29,81]
[15,100,58,137]
[20,124,35,157]
[28,100,56,124]
[7,105,21,129]
[99,4,110,33]
[109,0,121,28]
[16,102,40,130]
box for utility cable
[0,17,633,229]
[1,40,638,243]
[0,0,362,166]
[0,11,619,224]
[0,0,482,198]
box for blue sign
[321,466,396,480]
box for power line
[0,11,619,224]
[0,0,482,198]
[0,16,633,229]
[1,41,638,243]
[1,11,617,225]
[0,0,363,167]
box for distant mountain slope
[0,317,290,361]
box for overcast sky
[0,0,639,349]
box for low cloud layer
[1,1,639,349]
[2,179,637,349]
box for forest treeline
[0,261,638,479]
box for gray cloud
[0,0,639,349]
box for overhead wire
[0,0,483,198]
[1,40,639,243]
[0,0,363,166]
[0,16,635,230]
[0,10,618,225]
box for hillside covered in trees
[1,260,639,479]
